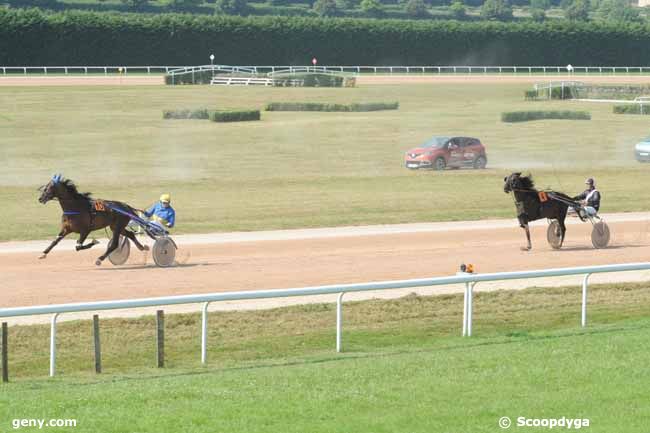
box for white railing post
[462,281,469,336]
[336,293,344,352]
[467,282,475,337]
[581,274,591,328]
[201,302,210,364]
[50,313,59,377]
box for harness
[88,199,108,229]
[509,187,544,217]
[586,188,599,205]
[509,187,578,221]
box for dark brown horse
[503,172,576,251]
[38,175,148,265]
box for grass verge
[0,282,649,432]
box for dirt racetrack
[356,74,650,85]
[0,75,164,86]
[2,214,650,324]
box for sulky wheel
[152,237,176,267]
[108,235,130,266]
[591,221,610,249]
[546,220,563,249]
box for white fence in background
[1,262,649,377]
[3,65,650,76]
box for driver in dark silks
[573,177,601,218]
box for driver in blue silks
[144,193,176,229]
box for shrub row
[531,85,650,101]
[524,90,538,100]
[165,71,355,87]
[210,110,261,122]
[165,71,214,85]
[163,109,260,122]
[573,85,650,100]
[501,111,591,122]
[270,73,355,88]
[550,86,576,100]
[612,105,650,115]
[162,108,210,119]
[265,102,399,111]
[4,9,650,66]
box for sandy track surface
[357,75,650,85]
[0,76,164,86]
[2,214,650,324]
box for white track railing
[3,65,650,76]
[0,66,188,75]
[1,262,649,377]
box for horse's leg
[75,230,100,251]
[95,226,123,266]
[121,229,149,251]
[521,224,532,251]
[39,228,69,259]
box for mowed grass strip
[2,83,650,241]
[0,283,649,432]
[2,282,649,380]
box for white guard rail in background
[1,262,649,377]
[3,65,650,76]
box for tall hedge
[2,9,650,66]
[501,111,591,122]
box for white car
[635,136,650,162]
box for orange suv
[405,136,487,170]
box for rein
[508,186,578,207]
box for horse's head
[503,172,522,194]
[38,174,63,204]
[504,172,534,194]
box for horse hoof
[38,254,47,260]
[91,239,100,245]
[143,245,150,251]
[95,259,102,266]
[520,246,532,252]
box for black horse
[38,174,148,265]
[503,172,575,251]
